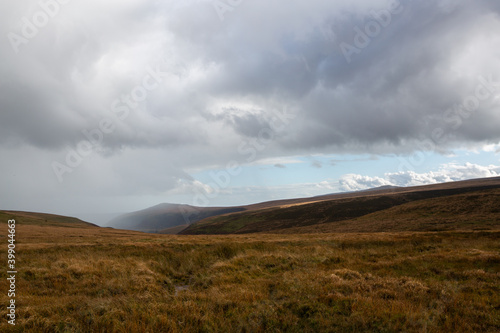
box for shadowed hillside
[274,188,500,234]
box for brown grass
[0,211,499,332]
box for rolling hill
[275,188,500,234]
[0,210,98,228]
[0,209,157,246]
[181,177,500,234]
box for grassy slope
[278,188,500,234]
[182,187,500,235]
[0,211,97,229]
[0,219,499,332]
[183,195,406,234]
[158,224,190,234]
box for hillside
[0,210,98,228]
[275,188,500,234]
[181,177,500,235]
[108,177,500,234]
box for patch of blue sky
[192,149,499,189]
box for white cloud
[166,162,500,206]
[483,143,500,153]
[338,174,393,192]
[339,163,500,191]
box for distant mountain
[107,203,245,233]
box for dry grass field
[1,211,499,332]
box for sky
[1,0,500,225]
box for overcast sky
[1,0,500,224]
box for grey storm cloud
[1,0,500,157]
[1,0,500,217]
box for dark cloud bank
[1,0,499,217]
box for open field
[1,211,499,332]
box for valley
[1,178,499,332]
